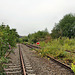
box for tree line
[19,28,49,44]
[20,13,75,44]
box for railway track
[1,44,36,75]
[0,43,74,75]
[25,43,74,75]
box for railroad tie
[4,68,21,71]
[26,67,32,69]
[28,74,36,75]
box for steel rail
[19,45,26,75]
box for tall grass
[39,37,75,64]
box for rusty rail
[19,45,26,75]
[25,43,41,49]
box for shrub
[71,63,75,73]
[39,37,75,65]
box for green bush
[0,24,19,73]
[39,37,75,65]
[71,63,75,73]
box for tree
[0,24,19,56]
[27,28,49,43]
[22,36,28,42]
[51,13,75,38]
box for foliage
[20,28,50,44]
[23,36,28,42]
[71,63,75,73]
[39,37,75,64]
[38,37,75,72]
[28,28,49,43]
[0,25,19,56]
[18,38,23,43]
[0,24,19,73]
[51,13,75,38]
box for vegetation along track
[25,43,74,75]
[1,44,36,75]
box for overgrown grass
[71,63,75,73]
[38,37,75,72]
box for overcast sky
[0,0,75,36]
